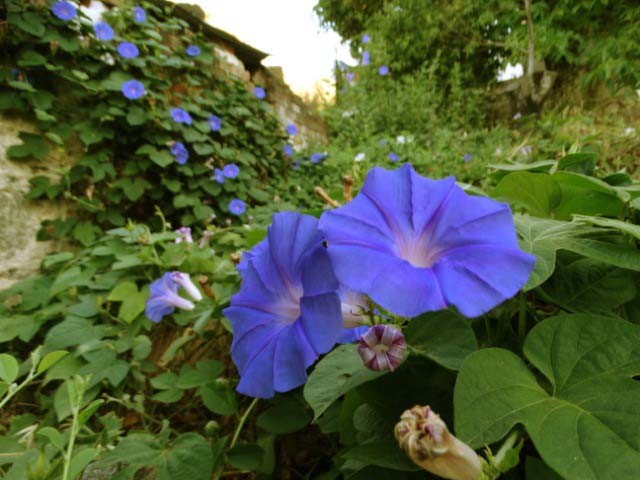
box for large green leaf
[492,172,562,217]
[552,172,625,219]
[541,259,636,314]
[404,310,477,370]
[515,215,640,289]
[455,314,640,480]
[304,345,384,420]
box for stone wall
[0,116,67,289]
[0,1,328,289]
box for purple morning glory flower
[170,107,192,125]
[228,199,246,216]
[463,153,473,163]
[213,168,225,184]
[223,163,240,178]
[361,51,370,66]
[175,227,193,244]
[253,86,266,99]
[94,22,114,41]
[132,6,146,23]
[121,79,145,100]
[362,33,371,44]
[145,272,202,323]
[388,152,399,162]
[378,65,389,76]
[346,72,355,83]
[223,212,346,398]
[358,324,406,371]
[209,114,221,132]
[283,145,294,157]
[186,45,201,57]
[318,164,536,318]
[117,42,139,59]
[310,152,326,164]
[286,123,297,136]
[51,1,77,21]
[170,141,189,164]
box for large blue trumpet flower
[318,164,535,318]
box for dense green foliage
[2,1,640,479]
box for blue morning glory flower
[362,33,371,44]
[388,152,399,162]
[361,51,370,66]
[145,272,202,323]
[318,164,536,318]
[283,145,294,157]
[463,153,473,163]
[209,114,221,132]
[223,212,345,398]
[213,168,225,184]
[117,42,139,59]
[378,65,389,76]
[170,142,189,164]
[253,86,266,99]
[223,163,240,178]
[310,152,326,164]
[186,45,201,57]
[228,199,246,216]
[121,79,145,99]
[170,107,192,125]
[346,72,355,83]
[132,6,146,23]
[286,123,298,136]
[51,1,76,21]
[94,22,114,41]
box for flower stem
[518,293,527,341]
[229,397,259,449]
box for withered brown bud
[395,405,482,480]
[230,252,241,265]
[343,174,354,202]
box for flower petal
[299,292,343,353]
[273,326,310,392]
[236,338,277,398]
[433,245,536,317]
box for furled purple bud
[170,272,202,301]
[358,324,406,371]
[175,227,193,244]
[395,405,482,480]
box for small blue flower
[223,163,240,179]
[94,22,115,41]
[388,152,399,162]
[310,152,326,164]
[286,123,297,136]
[117,42,139,59]
[121,79,145,100]
[463,153,473,163]
[228,199,246,216]
[362,33,371,44]
[253,86,266,99]
[283,145,294,157]
[51,1,76,21]
[170,107,192,125]
[170,142,189,164]
[186,45,201,57]
[132,6,147,23]
[208,114,221,132]
[213,168,225,184]
[361,51,370,66]
[145,272,201,323]
[378,65,389,76]
[346,72,355,83]
[292,160,300,169]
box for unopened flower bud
[395,405,482,480]
[175,227,193,244]
[358,324,406,371]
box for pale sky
[184,0,354,95]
